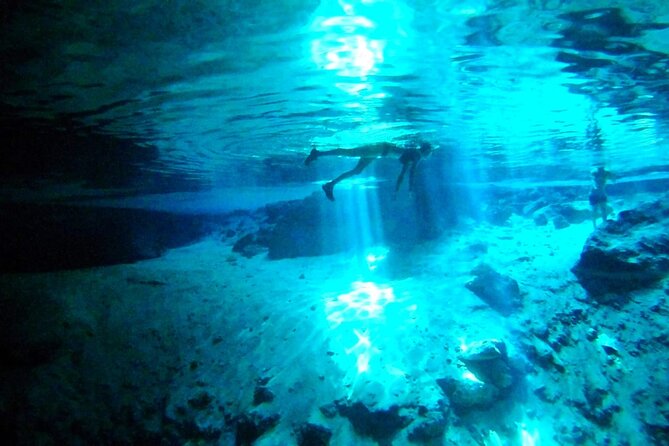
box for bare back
[347,142,402,158]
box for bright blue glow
[347,328,372,373]
[462,370,484,384]
[326,281,395,327]
[322,278,422,396]
[325,281,396,374]
[309,0,413,95]
[310,6,385,78]
[329,183,385,266]
[518,422,541,446]
[365,245,389,271]
[487,421,544,446]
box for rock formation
[572,196,669,299]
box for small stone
[407,412,447,443]
[253,386,275,406]
[534,385,559,403]
[534,213,549,226]
[459,339,507,362]
[188,391,214,410]
[257,376,271,386]
[319,403,337,418]
[553,215,570,229]
[235,412,280,445]
[595,333,619,356]
[532,326,550,340]
[586,328,598,341]
[526,337,564,372]
[297,423,332,446]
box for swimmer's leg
[322,157,374,201]
[322,182,335,201]
[306,148,364,165]
[599,203,608,223]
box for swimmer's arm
[408,161,418,191]
[395,163,409,192]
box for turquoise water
[2,1,669,445]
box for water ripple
[1,0,668,188]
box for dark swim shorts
[589,188,607,206]
[399,149,420,164]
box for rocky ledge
[572,195,669,300]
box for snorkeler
[304,141,433,201]
[588,166,613,227]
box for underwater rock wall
[0,203,226,272]
[234,184,465,261]
[3,176,667,273]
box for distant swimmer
[304,142,433,201]
[589,166,613,227]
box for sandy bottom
[2,206,668,445]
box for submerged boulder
[572,197,669,299]
[334,399,411,444]
[458,339,514,390]
[437,374,499,413]
[437,339,515,414]
[407,410,447,443]
[234,412,280,446]
[232,233,268,258]
[466,264,522,315]
[296,423,332,446]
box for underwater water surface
[1,1,669,445]
[1,0,668,192]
